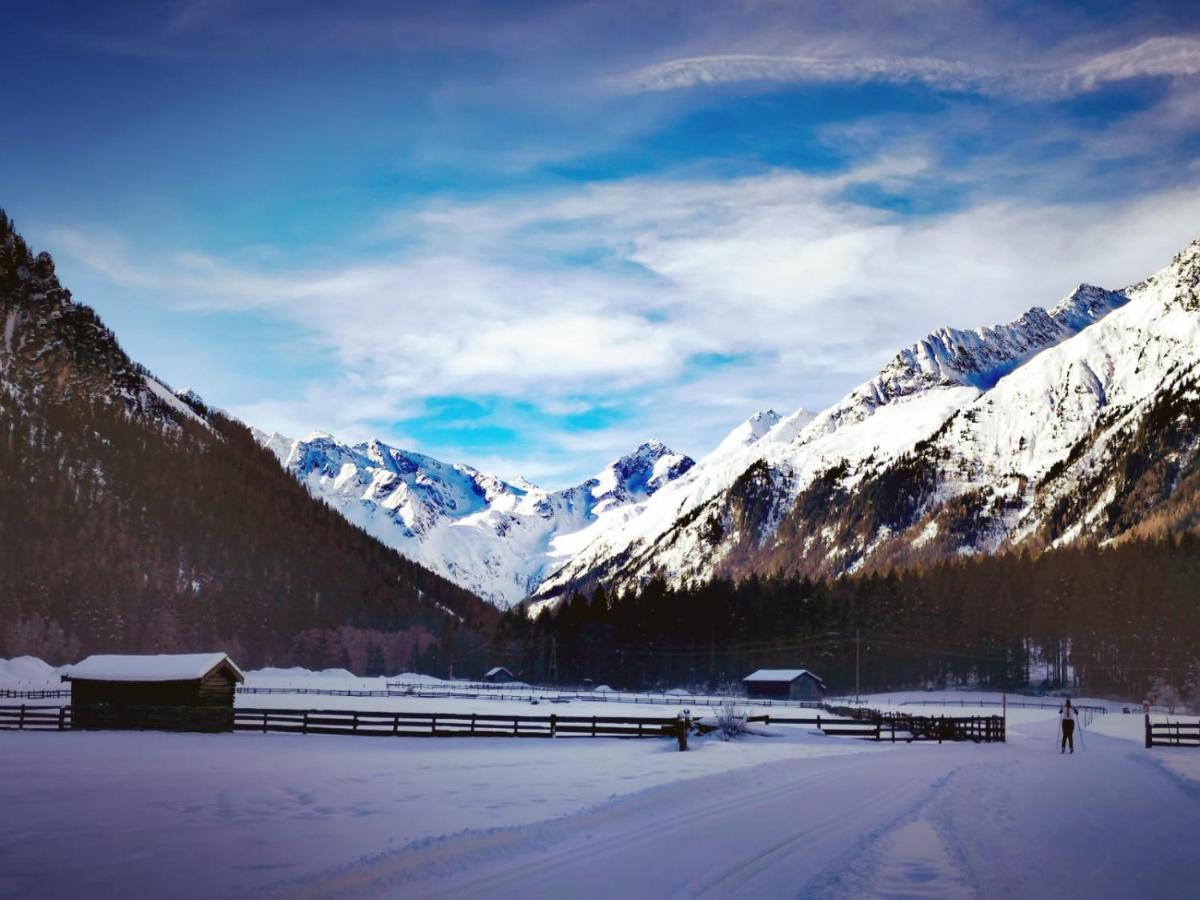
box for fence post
[1145,714,1151,749]
[592,715,597,737]
[937,715,943,744]
[513,717,519,736]
[18,704,25,730]
[470,713,476,735]
[262,710,268,734]
[352,712,359,734]
[550,713,557,738]
[875,717,881,741]
[432,716,437,735]
[58,707,67,731]
[303,710,309,735]
[676,713,689,751]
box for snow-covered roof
[484,666,513,677]
[62,653,244,684]
[742,668,824,684]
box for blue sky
[4,0,1200,486]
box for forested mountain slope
[0,212,495,669]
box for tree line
[490,534,1200,703]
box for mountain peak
[1176,235,1200,258]
[301,430,339,444]
[591,441,695,507]
[710,409,783,457]
[1168,236,1200,278]
[862,283,1127,407]
[1049,283,1129,329]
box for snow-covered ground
[2,689,1198,898]
[0,655,59,687]
[0,725,874,898]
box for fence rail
[233,707,690,739]
[747,712,1005,743]
[0,688,70,700]
[0,705,69,730]
[0,704,690,741]
[1145,715,1200,748]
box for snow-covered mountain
[533,239,1200,603]
[254,431,694,607]
[255,237,1199,612]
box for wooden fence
[233,707,689,739]
[0,705,70,730]
[1145,715,1200,748]
[1,704,1004,744]
[747,712,1006,743]
[0,704,691,742]
[0,688,69,700]
[746,714,879,739]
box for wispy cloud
[617,36,1200,98]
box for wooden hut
[62,653,244,732]
[482,666,515,684]
[742,668,826,701]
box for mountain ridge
[254,428,696,607]
[531,236,1200,604]
[246,235,1199,612]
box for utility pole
[855,628,861,701]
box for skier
[1060,697,1077,753]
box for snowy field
[0,725,878,898]
[3,679,1200,899]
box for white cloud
[52,163,1200,485]
[1073,36,1200,87]
[617,35,1200,98]
[618,54,1009,95]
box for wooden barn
[742,668,826,701]
[482,666,515,684]
[62,653,244,732]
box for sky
[4,0,1200,486]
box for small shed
[482,666,515,684]
[742,668,826,701]
[62,653,244,732]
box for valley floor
[0,699,1196,898]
